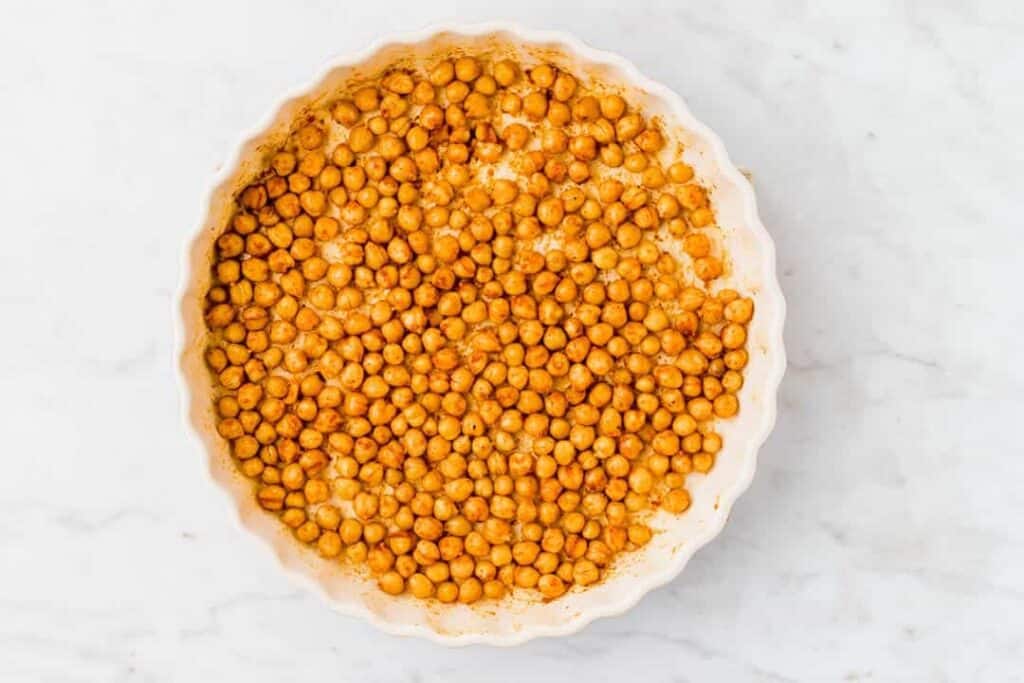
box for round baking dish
[175,23,786,646]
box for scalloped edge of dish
[174,21,787,646]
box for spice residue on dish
[203,54,753,604]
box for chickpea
[722,370,744,393]
[435,581,458,603]
[722,323,747,349]
[281,463,306,491]
[315,531,342,558]
[295,520,320,543]
[454,56,481,82]
[523,92,548,120]
[599,95,626,120]
[724,348,748,370]
[678,349,709,376]
[713,394,739,418]
[257,485,285,511]
[667,162,693,183]
[296,124,323,150]
[628,466,654,494]
[489,59,517,85]
[378,571,404,595]
[694,256,723,281]
[694,332,723,359]
[407,573,434,599]
[536,574,566,599]
[683,232,711,258]
[689,207,715,227]
[662,488,691,513]
[725,298,754,324]
[679,183,707,210]
[615,114,644,141]
[353,86,379,112]
[537,197,564,227]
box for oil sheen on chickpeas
[204,53,754,604]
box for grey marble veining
[0,1,1021,680]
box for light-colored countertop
[1,2,1021,681]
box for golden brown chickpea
[454,56,481,82]
[522,92,548,121]
[722,370,744,394]
[615,113,644,141]
[692,451,714,473]
[663,488,691,513]
[316,531,342,558]
[378,571,404,595]
[683,233,711,259]
[331,99,360,125]
[678,182,708,209]
[295,520,320,543]
[382,70,414,95]
[493,59,518,86]
[666,161,692,183]
[624,152,648,173]
[687,396,713,421]
[281,463,306,491]
[713,393,739,418]
[296,124,324,151]
[535,574,564,599]
[694,256,723,281]
[689,207,714,227]
[406,573,433,599]
[602,526,633,554]
[435,581,458,603]
[722,323,748,350]
[537,197,564,227]
[627,466,654,494]
[599,94,626,120]
[353,86,380,112]
[456,577,482,604]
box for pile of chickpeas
[204,54,754,604]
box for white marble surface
[1,1,1021,680]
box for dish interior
[179,28,782,641]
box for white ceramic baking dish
[175,22,786,646]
